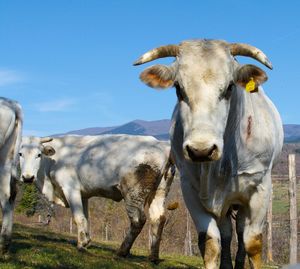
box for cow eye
[37,153,41,158]
[19,153,23,157]
[175,83,184,101]
[222,83,233,100]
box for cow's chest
[196,171,265,218]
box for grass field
[272,181,300,215]
[0,223,202,269]
[6,179,297,268]
[0,223,283,269]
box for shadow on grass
[2,222,201,269]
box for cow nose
[22,175,35,183]
[185,144,218,162]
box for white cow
[19,134,175,262]
[0,98,23,254]
[134,39,283,269]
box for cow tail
[163,152,176,185]
[160,152,177,210]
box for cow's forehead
[180,41,231,68]
[177,40,233,86]
[180,40,228,57]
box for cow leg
[148,192,167,262]
[0,173,17,254]
[0,199,14,254]
[147,165,174,263]
[198,220,221,269]
[243,186,270,269]
[117,195,146,257]
[219,212,233,269]
[234,208,246,269]
[181,179,220,269]
[82,198,91,247]
[63,189,89,250]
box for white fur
[0,97,23,252]
[19,134,173,259]
[138,39,283,268]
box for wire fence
[11,161,299,267]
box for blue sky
[0,0,299,136]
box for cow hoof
[0,237,10,255]
[86,238,92,247]
[79,231,91,248]
[82,238,91,248]
[116,249,129,258]
[77,245,88,252]
[0,246,9,255]
[77,237,91,250]
[148,255,160,264]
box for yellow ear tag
[245,78,256,92]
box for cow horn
[230,43,273,70]
[133,45,179,66]
[40,137,53,144]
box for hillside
[2,223,201,269]
[13,177,299,267]
[284,124,300,143]
[1,222,284,269]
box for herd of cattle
[0,39,283,269]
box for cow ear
[234,64,268,92]
[43,145,56,156]
[140,64,175,89]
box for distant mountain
[283,124,300,143]
[65,126,116,136]
[58,120,300,143]
[58,119,171,140]
[101,119,170,138]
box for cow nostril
[208,144,218,157]
[22,175,35,183]
[186,145,204,161]
[186,145,196,160]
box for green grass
[0,223,281,269]
[272,182,300,215]
[0,223,202,269]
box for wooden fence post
[184,209,192,256]
[267,183,273,262]
[105,223,109,241]
[288,154,297,264]
[70,217,73,234]
[149,225,152,250]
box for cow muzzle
[22,175,35,184]
[183,142,221,162]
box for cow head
[19,137,55,183]
[134,40,272,162]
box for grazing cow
[0,98,23,254]
[134,39,283,269]
[19,134,175,262]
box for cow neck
[35,156,57,202]
[36,156,54,189]
[221,84,275,177]
[220,85,247,176]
